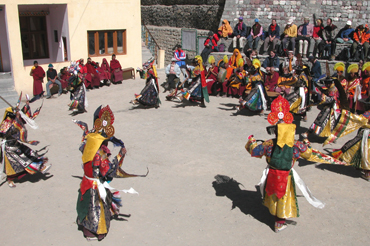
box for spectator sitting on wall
[262,50,280,74]
[247,18,263,51]
[318,18,338,60]
[218,19,233,39]
[282,50,297,74]
[201,31,219,65]
[282,18,297,54]
[232,16,248,50]
[262,19,280,55]
[297,17,314,58]
[163,58,181,93]
[45,63,62,99]
[308,18,324,57]
[336,20,355,44]
[351,24,370,60]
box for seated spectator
[45,63,62,98]
[205,55,220,95]
[297,17,314,58]
[264,69,280,92]
[262,19,280,55]
[308,55,322,103]
[262,50,280,74]
[110,54,123,84]
[318,18,337,60]
[201,31,220,63]
[275,66,298,96]
[247,18,263,51]
[232,16,248,50]
[85,57,100,89]
[164,58,181,92]
[309,18,324,57]
[57,66,70,91]
[218,19,233,39]
[229,49,243,69]
[98,58,111,86]
[336,20,355,44]
[282,18,297,54]
[351,24,370,60]
[282,51,297,73]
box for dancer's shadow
[129,104,158,110]
[218,103,261,117]
[14,172,53,185]
[315,164,362,178]
[212,174,274,231]
[172,101,201,108]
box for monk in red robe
[58,67,70,90]
[110,54,123,84]
[29,61,45,98]
[85,57,100,89]
[100,58,111,81]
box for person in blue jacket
[232,16,248,50]
[336,20,355,44]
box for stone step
[0,72,12,80]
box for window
[88,30,126,56]
[19,16,49,59]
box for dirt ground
[1,69,369,245]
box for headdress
[68,61,81,75]
[237,57,244,68]
[252,59,261,69]
[195,55,204,71]
[362,62,370,71]
[208,55,215,65]
[347,63,359,73]
[334,62,345,72]
[94,105,115,138]
[267,96,293,125]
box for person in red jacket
[29,61,45,101]
[110,54,123,84]
[200,31,219,64]
[351,24,370,59]
[85,57,100,89]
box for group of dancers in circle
[1,54,370,239]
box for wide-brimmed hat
[48,64,53,68]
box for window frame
[19,15,50,60]
[87,30,127,57]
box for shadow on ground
[316,164,362,178]
[212,174,274,231]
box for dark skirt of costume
[309,103,337,137]
[243,81,267,111]
[137,78,160,107]
[69,85,86,112]
[3,140,47,181]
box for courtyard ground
[0,69,369,245]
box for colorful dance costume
[68,61,88,115]
[131,65,160,108]
[74,105,148,241]
[245,96,344,232]
[0,95,51,188]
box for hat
[255,18,259,22]
[239,16,243,20]
[252,59,261,69]
[334,62,345,72]
[267,96,293,125]
[362,62,370,71]
[171,58,177,62]
[288,50,294,54]
[208,55,215,65]
[287,18,293,25]
[346,20,352,26]
[308,56,315,62]
[48,64,53,68]
[304,17,309,21]
[347,63,359,73]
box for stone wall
[146,25,209,64]
[141,1,226,31]
[221,0,370,31]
